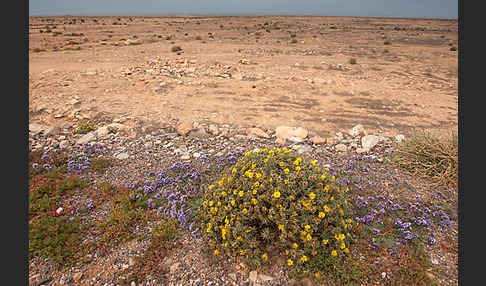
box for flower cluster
[67,143,105,174]
[200,147,357,271]
[124,161,201,237]
[350,192,454,254]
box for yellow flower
[304,225,311,231]
[252,198,258,205]
[284,168,290,174]
[221,228,227,240]
[209,200,214,207]
[293,242,299,249]
[242,208,248,214]
[324,205,330,212]
[322,239,328,245]
[321,174,326,180]
[339,209,344,216]
[340,242,346,249]
[230,200,235,206]
[233,189,237,195]
[311,160,317,165]
[252,189,257,195]
[214,249,220,256]
[273,191,281,198]
[331,250,337,256]
[306,234,312,241]
[254,181,260,187]
[324,185,330,192]
[278,224,285,232]
[232,168,236,173]
[311,251,317,256]
[318,212,326,218]
[344,248,350,253]
[309,192,316,200]
[251,163,256,169]
[221,191,227,197]
[238,190,244,197]
[287,259,293,266]
[256,173,262,179]
[284,179,289,184]
[315,272,321,278]
[339,233,345,240]
[262,253,268,260]
[295,166,301,171]
[209,184,215,190]
[300,255,309,263]
[279,162,285,167]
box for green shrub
[199,147,357,275]
[72,122,96,134]
[29,213,83,268]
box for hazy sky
[29,0,458,19]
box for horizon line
[29,13,458,21]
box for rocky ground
[28,117,458,286]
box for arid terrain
[28,15,458,286]
[29,15,457,138]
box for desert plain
[29,15,458,138]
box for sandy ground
[29,15,458,138]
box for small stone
[361,135,384,150]
[116,152,130,160]
[193,152,201,158]
[249,271,258,283]
[311,136,326,145]
[188,128,209,139]
[275,126,308,140]
[395,134,405,142]
[73,272,83,282]
[56,207,63,215]
[247,128,270,139]
[349,124,367,137]
[131,282,136,286]
[356,147,369,154]
[335,143,349,152]
[207,124,219,135]
[326,138,336,145]
[76,131,97,145]
[180,154,191,161]
[176,121,193,136]
[43,126,61,137]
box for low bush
[200,148,358,276]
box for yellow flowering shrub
[200,147,357,273]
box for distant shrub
[349,58,357,65]
[171,46,182,52]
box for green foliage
[199,147,358,276]
[97,204,149,246]
[72,122,96,135]
[29,213,83,268]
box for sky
[29,0,458,19]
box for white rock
[116,153,129,160]
[76,131,98,145]
[349,124,367,137]
[56,207,63,215]
[395,134,405,142]
[249,271,258,283]
[361,135,384,150]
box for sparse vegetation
[392,130,458,189]
[171,45,182,52]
